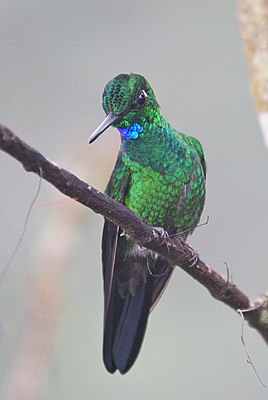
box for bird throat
[118,122,144,140]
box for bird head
[89,73,159,143]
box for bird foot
[152,227,171,259]
[152,227,169,244]
[187,246,199,268]
[137,244,148,252]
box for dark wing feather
[150,260,174,311]
[102,221,119,319]
[102,151,174,373]
[188,135,206,178]
[102,152,132,373]
[102,152,130,318]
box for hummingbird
[89,73,206,374]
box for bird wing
[102,151,131,321]
[102,151,174,373]
[188,135,207,177]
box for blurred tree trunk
[238,0,268,146]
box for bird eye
[137,90,147,107]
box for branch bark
[1,123,268,345]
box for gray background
[1,1,268,399]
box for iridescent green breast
[120,127,206,235]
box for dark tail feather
[102,291,124,373]
[102,218,173,375]
[103,256,173,374]
[113,283,153,373]
[103,281,153,374]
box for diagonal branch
[1,123,268,344]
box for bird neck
[119,113,176,169]
[118,122,144,140]
[117,108,164,141]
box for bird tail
[103,273,153,374]
[103,256,173,374]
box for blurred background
[0,1,268,399]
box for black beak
[88,112,119,144]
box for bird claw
[187,246,199,267]
[138,227,168,253]
[152,227,169,243]
[137,244,147,252]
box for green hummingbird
[89,73,206,374]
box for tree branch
[1,123,268,344]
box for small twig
[169,215,210,238]
[0,169,42,283]
[218,259,230,298]
[238,307,268,390]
